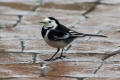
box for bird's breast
[44,38,68,48]
[43,31,66,48]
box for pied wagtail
[40,17,107,61]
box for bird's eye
[49,21,51,23]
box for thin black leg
[60,48,64,57]
[44,48,60,61]
[55,48,66,60]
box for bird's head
[40,17,59,29]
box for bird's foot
[54,55,66,60]
[44,56,66,61]
[44,58,54,61]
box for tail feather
[84,34,107,37]
[69,30,107,37]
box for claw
[54,55,66,60]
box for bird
[40,17,107,61]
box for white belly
[45,39,68,48]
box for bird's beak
[40,22,46,24]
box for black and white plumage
[41,17,107,61]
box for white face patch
[42,18,58,29]
[43,18,50,23]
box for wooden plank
[0,61,100,78]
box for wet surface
[0,0,120,80]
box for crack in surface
[33,4,41,12]
[102,48,120,61]
[92,48,120,74]
[68,0,101,28]
[12,15,23,27]
[94,62,103,74]
[32,53,37,63]
[20,40,25,52]
[82,0,101,18]
[33,0,44,12]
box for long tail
[83,34,107,37]
[69,30,107,37]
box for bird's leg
[55,48,66,60]
[60,48,66,58]
[44,48,60,61]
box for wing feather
[48,29,70,40]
